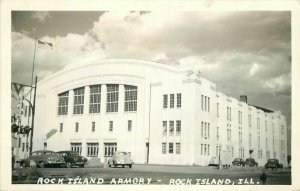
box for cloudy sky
[11,11,291,153]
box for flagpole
[30,37,37,88]
[28,37,37,156]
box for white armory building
[33,59,288,166]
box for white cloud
[31,12,51,23]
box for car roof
[32,150,55,153]
[57,151,76,153]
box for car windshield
[44,151,55,155]
[69,152,79,155]
[269,159,276,162]
[118,152,128,156]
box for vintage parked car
[23,150,65,168]
[56,151,88,168]
[232,158,246,167]
[265,159,283,169]
[108,151,134,168]
[245,158,258,167]
[208,157,219,166]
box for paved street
[12,164,291,185]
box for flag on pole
[38,39,53,49]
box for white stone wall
[33,59,288,166]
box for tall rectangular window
[22,143,25,152]
[162,121,167,135]
[71,143,82,155]
[176,120,181,135]
[208,145,210,155]
[60,123,63,132]
[265,121,268,132]
[75,122,79,132]
[24,106,28,116]
[92,122,95,132]
[248,114,252,127]
[163,94,168,108]
[128,120,132,132]
[124,85,137,112]
[207,123,210,138]
[176,143,181,154]
[58,91,69,115]
[170,94,175,108]
[176,93,181,108]
[89,85,101,113]
[109,121,113,132]
[169,143,173,154]
[208,97,210,112]
[201,144,203,155]
[162,143,166,154]
[87,143,99,157]
[241,112,243,124]
[201,122,204,138]
[73,87,85,114]
[201,95,204,110]
[205,96,207,111]
[169,121,174,135]
[106,85,119,112]
[217,103,219,117]
[104,143,117,157]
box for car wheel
[66,162,72,168]
[79,164,85,168]
[129,164,132,168]
[122,165,125,168]
[108,164,111,168]
[39,162,45,168]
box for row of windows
[239,147,245,158]
[227,129,232,141]
[201,122,210,139]
[23,106,32,117]
[163,93,181,109]
[59,120,133,133]
[238,132,243,145]
[58,85,137,115]
[238,111,243,124]
[200,144,210,155]
[227,107,232,121]
[162,120,181,136]
[70,142,117,157]
[201,95,210,112]
[162,142,181,154]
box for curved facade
[33,59,288,166]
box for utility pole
[29,76,37,156]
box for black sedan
[57,151,88,168]
[265,159,283,169]
[232,158,246,167]
[245,158,258,167]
